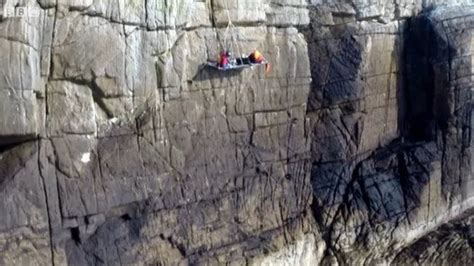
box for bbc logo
[2,6,41,18]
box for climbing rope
[222,0,244,60]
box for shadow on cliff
[193,63,243,82]
[0,140,37,192]
[303,6,464,264]
[61,63,311,265]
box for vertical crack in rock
[37,140,56,266]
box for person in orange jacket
[249,49,264,64]
[249,49,271,74]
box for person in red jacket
[219,51,229,69]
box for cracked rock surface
[0,0,473,265]
[305,2,474,264]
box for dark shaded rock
[305,4,473,265]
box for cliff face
[306,3,474,264]
[0,1,472,265]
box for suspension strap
[222,0,244,59]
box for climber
[249,49,264,64]
[249,49,271,74]
[219,51,230,69]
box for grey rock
[306,4,473,264]
[393,210,474,265]
[0,1,473,265]
[47,81,97,136]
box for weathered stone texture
[0,142,51,265]
[1,1,317,265]
[306,4,473,264]
[0,6,44,142]
[0,0,473,265]
[392,210,474,265]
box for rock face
[1,1,315,265]
[392,210,474,265]
[0,0,472,265]
[306,2,473,264]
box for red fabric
[219,53,228,67]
